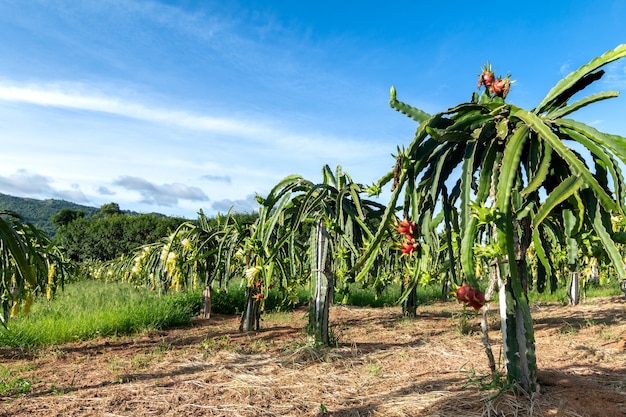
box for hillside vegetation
[0,193,100,236]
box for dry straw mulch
[1,296,624,416]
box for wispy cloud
[604,61,626,89]
[54,189,89,203]
[211,194,259,213]
[97,186,116,196]
[0,169,88,202]
[0,82,278,139]
[559,60,572,76]
[0,169,53,195]
[201,174,232,184]
[113,175,209,207]
[0,80,389,167]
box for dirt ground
[0,296,624,417]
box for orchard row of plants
[2,45,626,393]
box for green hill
[0,193,100,237]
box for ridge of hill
[0,193,100,237]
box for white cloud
[97,186,115,196]
[0,81,389,153]
[201,174,232,184]
[112,175,209,207]
[0,80,393,171]
[0,169,53,195]
[54,189,89,203]
[211,194,260,214]
[0,82,276,139]
[604,61,626,89]
[0,169,89,202]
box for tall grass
[3,276,620,349]
[527,281,623,304]
[338,283,445,307]
[211,282,445,312]
[0,280,202,348]
[211,280,311,314]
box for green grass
[584,283,623,298]
[527,282,623,304]
[211,280,310,314]
[0,364,33,396]
[337,283,445,307]
[3,276,621,350]
[0,280,202,348]
[338,284,400,307]
[211,281,447,312]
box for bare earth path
[1,296,625,416]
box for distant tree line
[52,202,258,262]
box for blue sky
[1,1,625,218]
